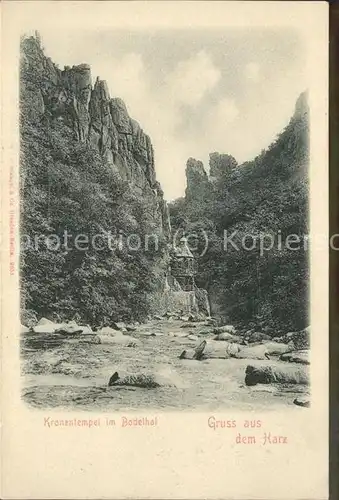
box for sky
[35,28,307,200]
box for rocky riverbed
[21,317,310,411]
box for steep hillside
[20,34,170,326]
[170,92,309,332]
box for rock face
[294,91,309,121]
[185,158,211,201]
[20,34,169,233]
[209,152,238,182]
[185,153,238,197]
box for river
[21,318,308,411]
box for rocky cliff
[20,33,173,325]
[20,34,170,236]
[185,157,211,202]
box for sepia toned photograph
[1,2,329,499]
[20,26,311,411]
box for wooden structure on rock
[170,237,196,292]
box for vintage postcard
[1,1,329,499]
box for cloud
[166,50,221,107]
[91,50,223,199]
[203,96,239,145]
[98,53,239,199]
[38,29,307,200]
[213,97,239,124]
[92,53,147,111]
[244,62,261,82]
[181,96,239,173]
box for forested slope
[20,34,169,326]
[170,92,309,332]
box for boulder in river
[225,342,242,357]
[55,322,84,335]
[109,372,161,388]
[263,341,291,355]
[234,344,270,360]
[169,331,189,338]
[245,364,309,386]
[78,334,101,344]
[280,350,310,365]
[37,317,54,326]
[97,334,141,347]
[126,324,137,332]
[272,337,285,343]
[179,340,208,360]
[282,328,310,349]
[137,331,164,337]
[247,332,271,343]
[108,369,178,388]
[179,339,239,360]
[112,322,128,332]
[33,318,65,334]
[80,325,94,335]
[293,396,310,408]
